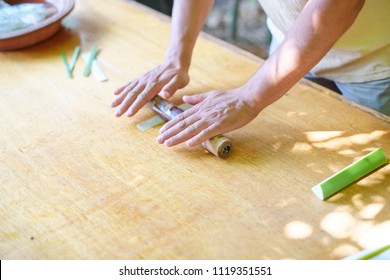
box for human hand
[111,61,189,117]
[157,88,261,147]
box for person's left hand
[157,88,261,147]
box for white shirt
[258,0,390,83]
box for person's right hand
[111,61,190,117]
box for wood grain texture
[1,0,389,260]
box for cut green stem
[69,45,80,72]
[83,44,98,77]
[312,148,388,200]
[358,244,390,260]
[60,51,72,78]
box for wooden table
[1,0,389,260]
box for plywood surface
[1,0,389,259]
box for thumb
[161,75,182,99]
[182,92,209,105]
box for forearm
[155,0,367,148]
[112,1,214,117]
[165,0,214,70]
[245,0,365,111]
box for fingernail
[156,135,163,144]
[165,139,172,146]
[186,139,196,147]
[115,109,121,116]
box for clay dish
[0,0,75,51]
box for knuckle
[160,131,170,139]
[211,119,221,127]
[138,93,149,101]
[187,125,196,134]
[124,85,132,93]
[150,81,159,88]
[129,90,138,97]
[179,121,186,129]
[200,127,211,138]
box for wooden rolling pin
[148,95,233,158]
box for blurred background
[133,0,271,59]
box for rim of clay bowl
[0,0,75,40]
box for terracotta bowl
[0,0,75,51]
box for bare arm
[158,0,365,147]
[165,0,215,75]
[245,0,365,112]
[112,0,214,117]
